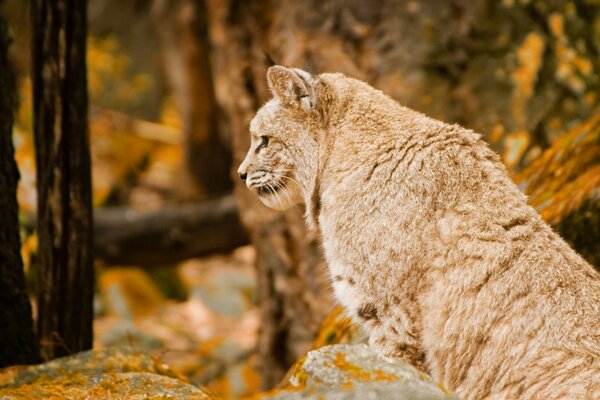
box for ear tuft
[267,66,317,111]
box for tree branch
[94,195,249,266]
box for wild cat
[237,65,600,399]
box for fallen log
[94,195,249,266]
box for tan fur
[238,66,600,399]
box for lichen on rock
[259,344,456,400]
[0,347,213,399]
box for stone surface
[92,247,261,398]
[0,347,213,399]
[98,319,164,350]
[191,270,255,317]
[179,247,257,318]
[99,267,165,319]
[516,111,600,267]
[260,344,456,400]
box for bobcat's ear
[267,66,317,111]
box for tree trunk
[31,0,94,360]
[205,1,334,389]
[0,7,39,368]
[153,0,232,198]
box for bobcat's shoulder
[238,66,600,400]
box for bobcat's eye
[256,135,269,153]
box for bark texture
[0,7,39,368]
[31,0,94,360]
[153,0,232,198]
[94,195,248,266]
[206,1,334,389]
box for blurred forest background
[1,0,600,398]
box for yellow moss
[503,130,531,168]
[512,32,545,127]
[0,373,100,399]
[0,349,211,399]
[585,92,597,106]
[548,13,564,38]
[241,359,262,394]
[205,374,231,399]
[538,167,600,224]
[99,379,118,391]
[242,357,307,399]
[332,353,397,383]
[151,356,186,381]
[313,306,360,348]
[553,36,592,94]
[548,117,561,129]
[490,124,504,144]
[0,366,26,386]
[515,111,600,225]
[87,36,153,108]
[288,354,309,389]
[99,267,165,318]
[514,32,545,98]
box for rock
[97,319,164,350]
[99,267,165,319]
[515,112,600,267]
[0,372,211,399]
[178,253,256,318]
[191,272,254,317]
[189,348,261,399]
[0,347,213,399]
[260,344,456,399]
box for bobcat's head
[238,66,325,211]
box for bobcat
[238,65,600,399]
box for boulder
[515,112,600,267]
[0,347,213,399]
[260,344,456,400]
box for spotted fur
[238,66,600,399]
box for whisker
[274,178,293,205]
[270,183,285,208]
[274,174,302,189]
[265,183,278,206]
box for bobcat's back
[239,66,600,399]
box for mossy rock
[0,372,211,400]
[257,344,456,400]
[0,347,213,399]
[515,111,600,267]
[312,306,365,348]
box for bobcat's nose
[239,172,248,182]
